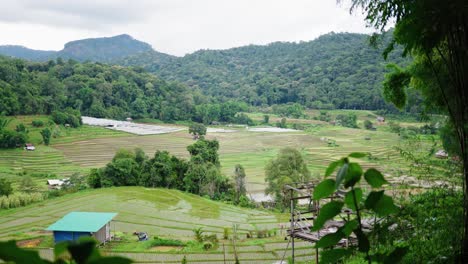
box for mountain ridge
[0,34,167,63]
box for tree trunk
[463,151,468,263]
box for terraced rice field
[0,187,318,263]
[1,115,411,195]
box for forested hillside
[120,32,413,111]
[0,32,419,113]
[0,56,255,124]
[0,56,196,121]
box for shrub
[335,113,358,128]
[0,192,45,209]
[0,130,28,148]
[40,128,51,145]
[15,123,27,133]
[31,120,44,127]
[51,109,82,128]
[0,196,9,209]
[388,121,401,133]
[150,236,185,247]
[9,195,21,208]
[0,179,13,196]
[364,120,373,130]
[276,118,287,128]
[223,227,230,239]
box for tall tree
[265,147,311,209]
[344,0,468,259]
[233,164,247,203]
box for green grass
[0,186,306,263]
[0,113,441,195]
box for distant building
[47,179,69,189]
[435,150,448,159]
[46,212,117,244]
[25,144,35,151]
[376,116,385,123]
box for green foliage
[187,138,220,167]
[15,123,27,132]
[316,153,403,263]
[18,176,39,193]
[119,32,411,112]
[265,147,311,209]
[0,56,197,123]
[31,120,44,127]
[0,129,28,148]
[223,227,230,239]
[150,236,185,247]
[87,168,103,188]
[233,164,246,204]
[0,237,132,264]
[51,109,81,127]
[363,120,373,130]
[364,168,388,188]
[0,192,45,209]
[40,128,51,145]
[335,113,358,128]
[382,64,411,109]
[189,123,207,137]
[276,118,287,128]
[312,201,344,231]
[313,179,335,200]
[387,121,401,133]
[272,103,304,118]
[379,189,463,263]
[263,115,269,124]
[91,138,231,201]
[347,1,468,257]
[0,178,13,196]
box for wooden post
[290,188,295,264]
[223,243,226,264]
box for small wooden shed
[46,212,117,244]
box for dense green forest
[0,55,256,124]
[0,56,195,121]
[119,32,418,112]
[0,32,422,114]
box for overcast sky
[0,0,373,56]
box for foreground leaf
[313,201,344,231]
[341,219,359,236]
[344,188,362,211]
[344,162,362,188]
[325,159,344,177]
[320,248,352,264]
[0,240,48,264]
[354,229,370,252]
[313,179,336,200]
[348,152,367,158]
[383,246,409,264]
[335,162,349,188]
[364,168,388,188]
[316,231,346,248]
[365,191,399,216]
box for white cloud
[0,0,374,56]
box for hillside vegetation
[120,32,417,111]
[1,32,421,114]
[0,56,195,121]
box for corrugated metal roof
[46,212,117,232]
